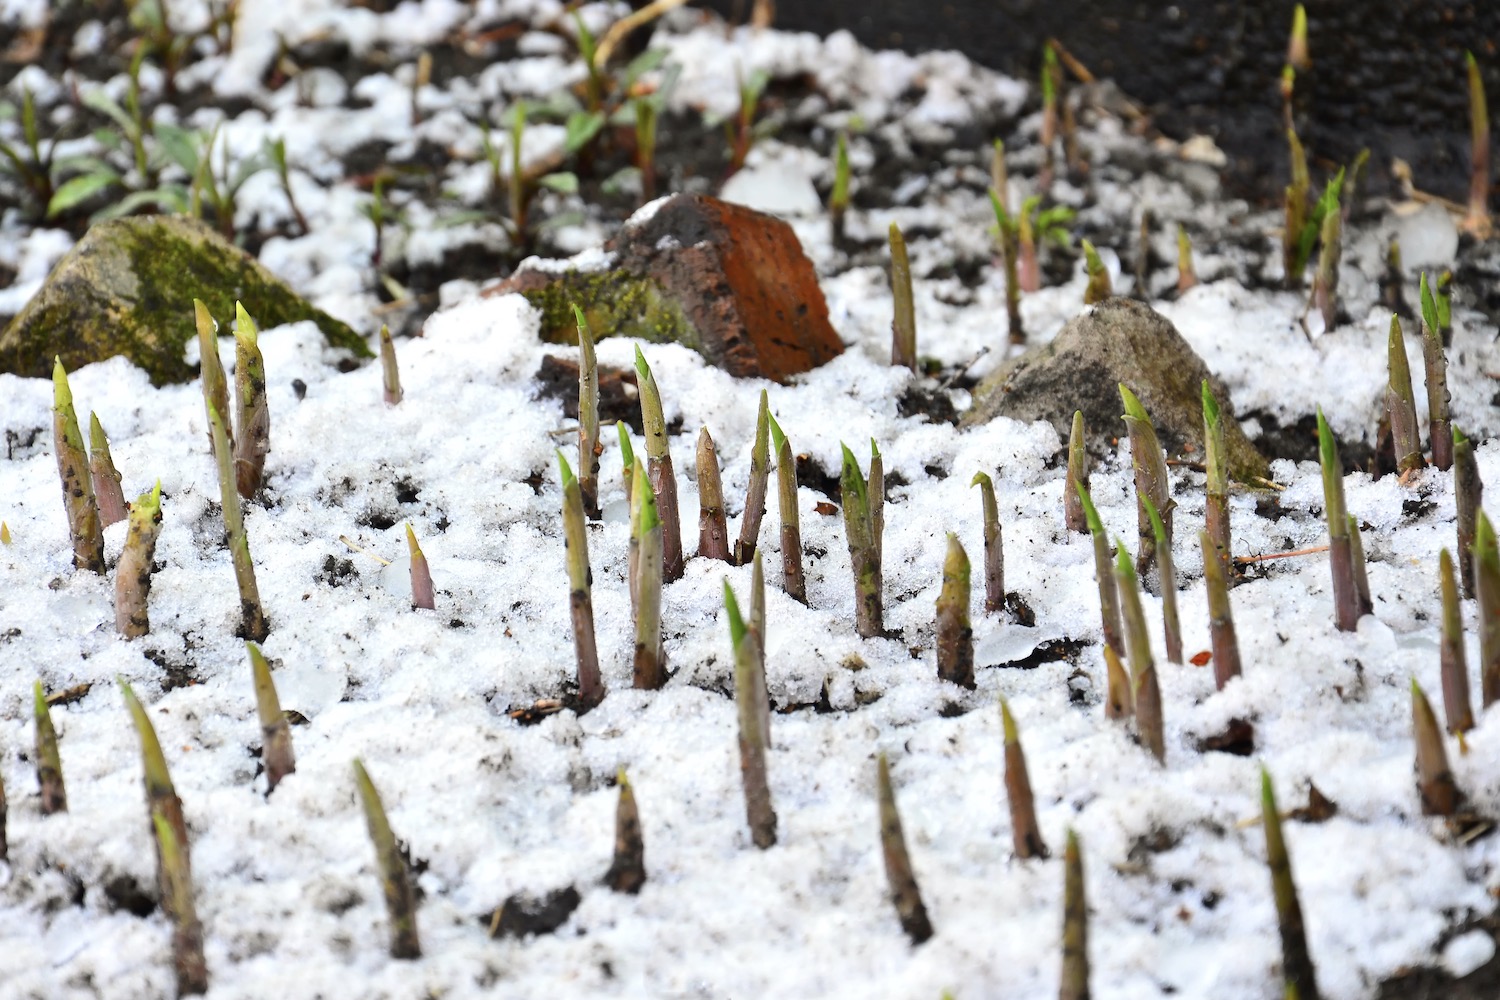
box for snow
[3,4,1500,1000]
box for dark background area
[702,0,1499,207]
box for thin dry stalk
[1143,497,1182,664]
[208,401,268,640]
[1474,511,1500,707]
[559,453,604,711]
[120,680,191,921]
[876,753,933,945]
[34,681,67,814]
[1318,409,1360,632]
[1076,486,1124,657]
[1001,697,1047,858]
[635,348,684,582]
[1065,410,1089,533]
[115,482,164,638]
[53,360,105,573]
[1439,549,1474,734]
[574,306,600,518]
[247,643,295,792]
[1200,530,1242,690]
[726,581,776,848]
[840,443,883,638]
[1455,427,1482,598]
[88,412,128,527]
[1060,829,1089,1000]
[889,222,916,370]
[232,303,269,500]
[1420,274,1453,471]
[352,759,421,959]
[971,472,1004,613]
[936,533,975,689]
[1261,768,1322,1000]
[769,414,806,604]
[633,462,665,689]
[379,324,403,405]
[734,390,771,565]
[1412,679,1462,816]
[405,523,435,611]
[1465,51,1493,239]
[1386,315,1423,475]
[1115,543,1164,763]
[696,427,730,561]
[1202,382,1232,582]
[604,768,646,893]
[1120,384,1171,586]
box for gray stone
[963,297,1270,481]
[1,216,370,386]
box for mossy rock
[0,216,371,385]
[963,297,1270,482]
[506,268,701,353]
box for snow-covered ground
[4,3,1500,999]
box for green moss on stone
[1,216,370,386]
[520,270,699,354]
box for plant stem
[697,428,730,561]
[1439,549,1474,734]
[88,411,128,527]
[1200,530,1242,690]
[1346,514,1373,618]
[53,360,105,573]
[1261,768,1322,1000]
[573,305,600,518]
[380,324,403,405]
[194,300,231,455]
[1314,199,1342,331]
[1076,486,1124,657]
[1103,644,1132,720]
[734,390,770,565]
[1176,225,1197,294]
[1454,427,1482,598]
[352,759,422,959]
[1283,127,1309,290]
[558,453,604,711]
[876,753,933,945]
[208,401,268,640]
[405,523,435,611]
[1001,697,1047,858]
[830,130,849,245]
[1143,497,1182,664]
[1317,408,1359,632]
[1474,511,1500,707]
[247,642,296,793]
[232,302,269,499]
[889,222,916,370]
[1465,51,1492,239]
[971,472,1004,613]
[604,768,646,893]
[1202,382,1232,583]
[1120,384,1171,586]
[935,533,974,689]
[115,481,163,639]
[840,443,883,638]
[633,462,665,688]
[617,420,636,506]
[34,681,67,814]
[634,348,684,582]
[120,679,192,922]
[1412,679,1461,816]
[726,581,776,848]
[1115,542,1164,762]
[769,414,806,604]
[1081,239,1111,304]
[1419,274,1453,471]
[1064,410,1089,533]
[1060,829,1089,1000]
[151,812,209,997]
[1386,315,1423,475]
